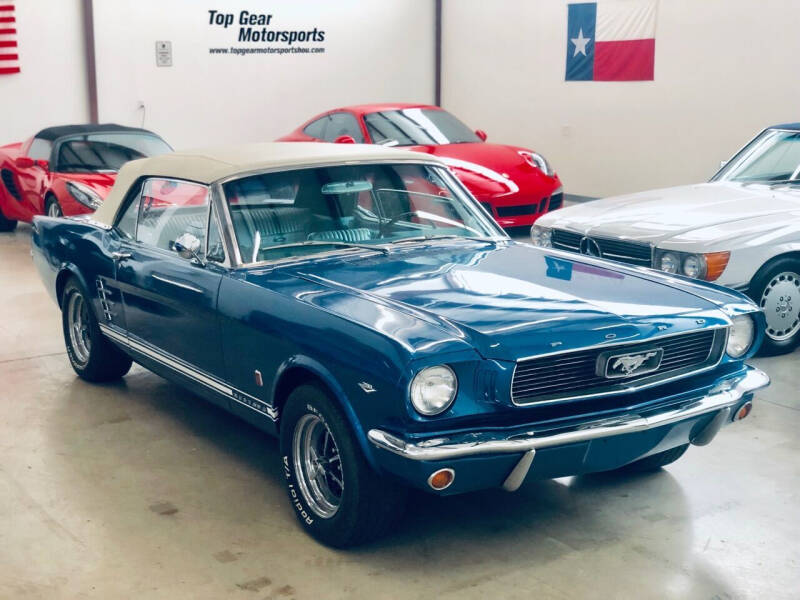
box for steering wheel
[380,211,439,237]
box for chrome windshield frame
[213,159,508,269]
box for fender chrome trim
[367,367,769,462]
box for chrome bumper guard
[368,368,769,491]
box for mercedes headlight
[726,314,755,358]
[530,225,552,247]
[66,181,103,210]
[519,151,553,176]
[654,249,730,281]
[410,365,457,416]
[658,251,680,274]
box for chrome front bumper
[368,367,769,491]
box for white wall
[93,0,435,149]
[442,0,800,197]
[0,0,88,144]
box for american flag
[0,1,19,75]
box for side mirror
[15,156,35,169]
[334,135,356,144]
[174,232,205,265]
[475,130,488,142]
[36,159,49,172]
[719,160,728,169]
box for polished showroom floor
[1,224,798,599]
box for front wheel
[46,196,63,218]
[61,279,132,382]
[748,258,800,355]
[280,384,407,547]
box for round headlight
[410,365,457,416]
[727,314,755,358]
[682,254,706,279]
[659,252,680,274]
[530,225,552,247]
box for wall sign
[207,9,327,56]
[156,41,173,67]
[0,0,20,75]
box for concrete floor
[1,223,798,600]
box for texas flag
[566,1,657,81]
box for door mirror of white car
[720,160,728,168]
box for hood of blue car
[277,241,744,361]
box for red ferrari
[278,103,563,229]
[0,123,172,231]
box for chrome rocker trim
[368,367,769,491]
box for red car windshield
[55,133,172,173]
[364,109,480,147]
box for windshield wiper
[767,178,800,188]
[390,234,496,245]
[259,240,390,256]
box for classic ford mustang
[532,123,800,354]
[32,143,769,547]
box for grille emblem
[579,237,602,257]
[599,348,664,379]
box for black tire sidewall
[279,385,365,547]
[0,206,16,231]
[748,257,800,355]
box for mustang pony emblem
[610,351,660,376]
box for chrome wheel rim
[48,202,62,217]
[292,414,344,519]
[760,271,800,341]
[67,292,91,365]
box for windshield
[56,133,172,173]
[714,128,800,183]
[222,162,503,263]
[364,109,481,147]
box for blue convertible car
[32,143,769,546]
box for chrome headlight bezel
[726,314,756,358]
[410,365,458,416]
[530,224,553,248]
[66,181,103,210]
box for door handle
[111,251,132,261]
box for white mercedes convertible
[532,123,800,354]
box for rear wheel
[280,384,407,547]
[619,444,689,473]
[748,257,800,355]
[0,206,17,232]
[46,196,63,218]
[61,279,132,382]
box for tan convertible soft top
[91,142,444,227]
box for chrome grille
[551,229,653,267]
[511,329,725,405]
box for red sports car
[277,103,563,229]
[0,123,172,231]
